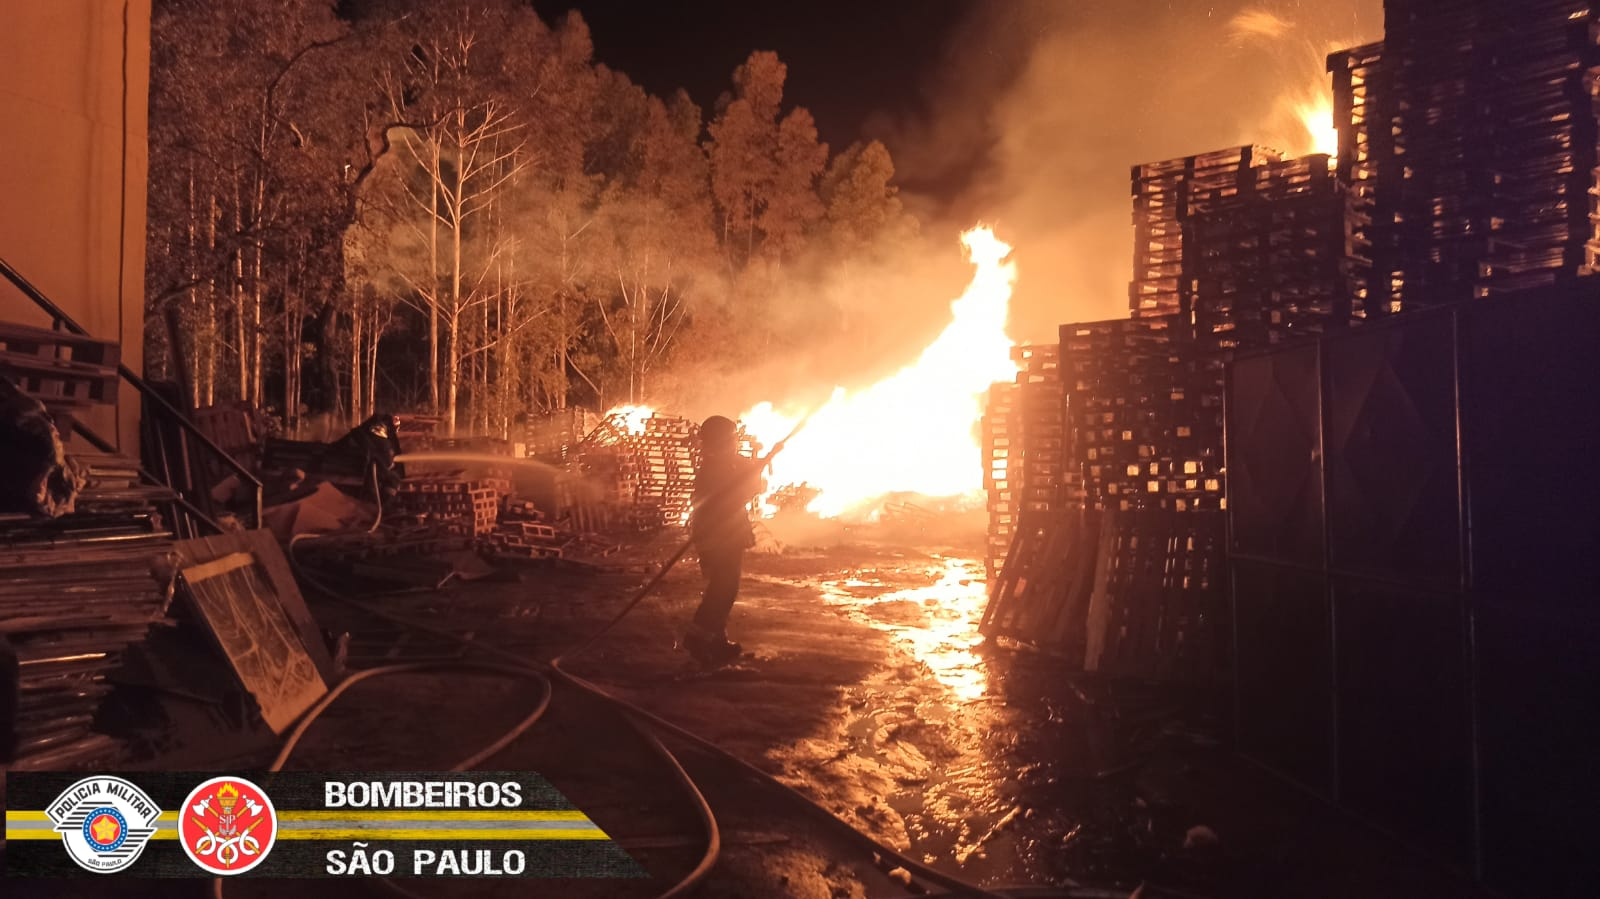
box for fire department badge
[178,776,278,875]
[44,776,163,873]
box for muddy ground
[10,529,1494,898]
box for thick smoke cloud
[872,0,1382,341]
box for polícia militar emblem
[178,776,278,875]
[44,776,163,873]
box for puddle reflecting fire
[817,556,990,701]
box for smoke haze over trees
[144,0,1388,436]
[144,0,917,434]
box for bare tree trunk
[233,179,247,402]
[282,258,293,431]
[555,237,571,410]
[182,168,198,404]
[498,254,511,438]
[365,305,380,418]
[480,260,493,434]
[350,299,363,427]
[428,141,441,414]
[283,306,294,433]
[446,310,460,435]
[250,248,263,407]
[447,145,464,435]
[204,185,217,406]
[250,172,266,407]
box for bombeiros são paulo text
[324,780,522,808]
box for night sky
[528,0,976,154]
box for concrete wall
[0,0,151,452]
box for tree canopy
[145,0,918,435]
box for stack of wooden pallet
[981,346,1066,580]
[520,408,599,462]
[579,410,699,531]
[1013,345,1065,513]
[1132,144,1368,342]
[981,382,1018,581]
[0,321,120,415]
[1088,509,1226,680]
[982,506,1107,665]
[483,520,565,560]
[0,507,173,769]
[1187,153,1368,346]
[1347,1,1600,308]
[1329,41,1396,317]
[1130,145,1283,319]
[393,476,502,536]
[1058,316,1224,514]
[981,507,1226,681]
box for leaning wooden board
[173,531,332,733]
[171,530,336,681]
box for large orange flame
[1295,91,1338,159]
[741,226,1019,517]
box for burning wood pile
[979,346,1067,580]
[283,408,709,581]
[573,408,701,532]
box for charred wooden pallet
[981,506,1226,681]
[1129,145,1285,318]
[394,477,501,536]
[1336,2,1600,309]
[520,408,599,462]
[982,507,1110,665]
[1057,317,1227,513]
[982,382,1019,580]
[1012,344,1065,515]
[576,410,703,532]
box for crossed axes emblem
[189,784,264,868]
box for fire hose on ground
[226,412,1149,899]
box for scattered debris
[261,480,370,540]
